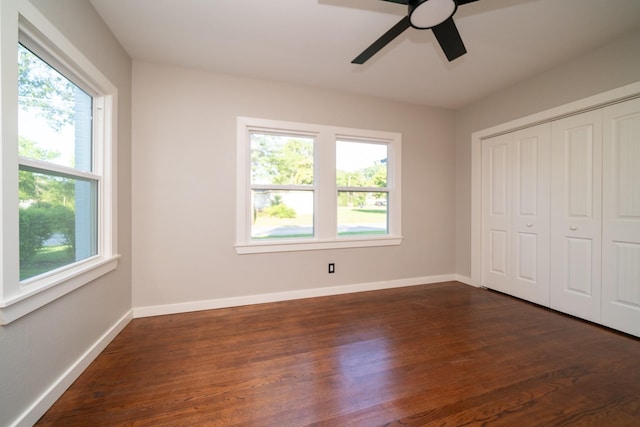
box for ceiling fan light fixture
[409,0,457,29]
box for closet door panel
[482,135,512,293]
[565,238,594,296]
[550,110,602,322]
[511,125,550,305]
[602,97,640,337]
[516,232,537,282]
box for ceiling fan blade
[379,0,409,4]
[457,0,479,4]
[352,16,411,64]
[431,17,467,61]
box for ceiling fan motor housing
[409,0,458,29]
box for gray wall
[0,1,132,425]
[455,27,640,278]
[131,61,456,309]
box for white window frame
[0,0,119,324]
[236,117,402,254]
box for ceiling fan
[352,0,478,64]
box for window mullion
[315,132,336,240]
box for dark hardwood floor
[37,282,640,426]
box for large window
[236,117,401,254]
[0,2,118,324]
[18,44,98,281]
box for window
[250,132,315,240]
[336,140,389,236]
[0,2,118,324]
[236,117,401,254]
[18,44,98,281]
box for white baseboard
[133,274,459,318]
[12,310,133,427]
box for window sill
[235,236,403,254]
[0,255,120,325]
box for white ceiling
[89,0,640,109]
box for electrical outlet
[328,263,335,274]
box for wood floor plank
[36,282,640,426]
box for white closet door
[510,125,551,305]
[550,110,602,322]
[602,97,640,337]
[482,133,512,294]
[482,124,550,305]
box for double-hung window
[336,139,390,236]
[236,117,402,254]
[250,131,315,240]
[18,43,98,280]
[0,1,118,324]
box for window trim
[0,0,119,324]
[236,117,402,254]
